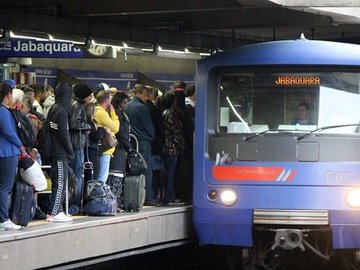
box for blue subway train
[193,37,360,269]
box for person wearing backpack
[10,88,48,220]
[44,83,74,222]
[0,83,24,230]
[9,89,37,149]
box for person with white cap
[94,90,119,184]
[94,82,110,97]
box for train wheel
[226,248,258,270]
[355,249,360,266]
[344,249,360,270]
[242,248,250,265]
[332,249,360,270]
[347,249,360,270]
[258,242,281,270]
[242,248,259,270]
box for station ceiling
[1,0,360,52]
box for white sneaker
[168,199,186,206]
[46,212,73,222]
[0,219,21,230]
[58,212,73,221]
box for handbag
[19,152,47,192]
[98,128,118,153]
[127,134,147,175]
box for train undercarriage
[226,226,360,270]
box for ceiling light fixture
[47,33,84,44]
[9,31,48,41]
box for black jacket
[125,97,154,142]
[69,98,91,150]
[48,83,74,162]
[146,100,165,155]
[115,108,131,152]
[87,122,105,150]
[110,108,130,172]
[176,107,194,161]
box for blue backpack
[38,112,53,162]
[83,181,117,216]
[83,197,117,216]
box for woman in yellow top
[94,90,120,183]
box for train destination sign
[275,76,321,86]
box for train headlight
[208,189,218,200]
[346,189,360,208]
[220,189,237,206]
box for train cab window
[218,71,360,134]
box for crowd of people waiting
[0,79,195,228]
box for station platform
[0,205,194,270]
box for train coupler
[271,229,306,251]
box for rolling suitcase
[10,175,36,226]
[82,161,94,203]
[122,174,146,212]
[78,144,94,213]
[83,161,94,184]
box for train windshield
[219,71,360,134]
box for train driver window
[218,71,360,134]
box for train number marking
[325,171,350,182]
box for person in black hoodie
[45,83,74,222]
[68,84,92,211]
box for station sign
[0,38,83,58]
[0,38,115,58]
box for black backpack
[38,108,54,162]
[38,117,52,162]
[10,109,37,148]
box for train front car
[193,39,360,269]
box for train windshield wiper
[297,123,359,141]
[244,129,271,141]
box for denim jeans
[164,155,178,202]
[0,155,18,222]
[98,154,111,183]
[139,140,154,201]
[69,148,84,207]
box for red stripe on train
[213,166,285,181]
